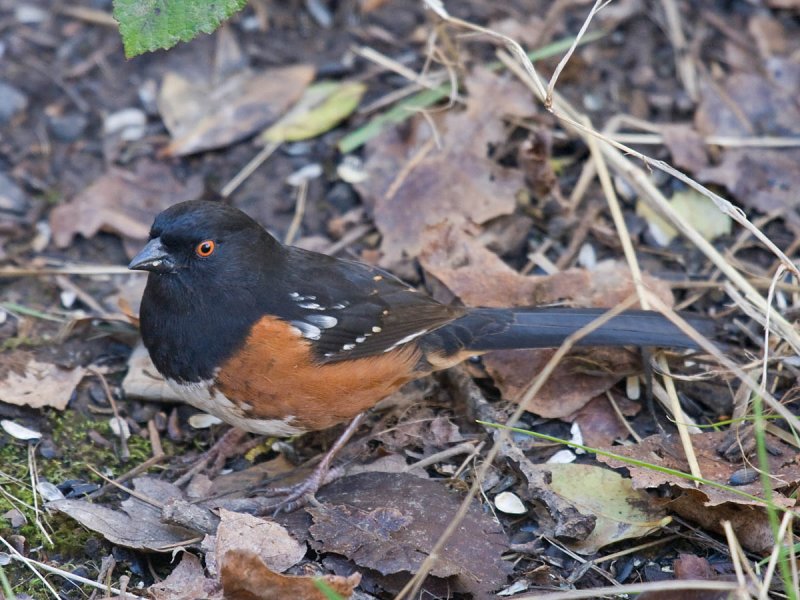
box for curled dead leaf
[221,549,360,600]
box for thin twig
[220,141,280,198]
[284,181,308,246]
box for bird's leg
[174,427,260,486]
[260,412,367,514]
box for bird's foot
[258,464,345,514]
[174,427,260,487]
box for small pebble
[325,181,358,213]
[37,438,58,459]
[582,91,603,112]
[103,108,146,140]
[109,416,130,440]
[137,79,159,115]
[15,4,47,23]
[577,243,596,270]
[0,81,27,124]
[286,163,323,187]
[0,173,27,214]
[47,113,88,142]
[31,221,51,252]
[282,141,313,156]
[89,382,109,406]
[60,290,77,309]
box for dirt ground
[2,0,800,598]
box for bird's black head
[129,200,280,276]
[130,200,285,382]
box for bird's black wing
[273,247,464,363]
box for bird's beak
[128,238,176,273]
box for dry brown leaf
[159,64,314,157]
[0,354,85,410]
[221,549,360,600]
[356,67,531,264]
[695,73,800,137]
[49,161,203,255]
[149,553,219,600]
[420,223,673,416]
[660,124,708,171]
[698,148,800,228]
[483,347,640,418]
[204,509,305,579]
[693,70,800,226]
[49,478,197,551]
[637,553,735,599]
[669,490,778,555]
[305,472,512,596]
[419,222,674,308]
[597,431,800,507]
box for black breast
[139,274,263,383]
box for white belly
[166,378,304,437]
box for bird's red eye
[195,240,215,257]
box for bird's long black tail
[433,307,709,354]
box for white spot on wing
[372,326,382,333]
[290,320,322,340]
[306,315,338,328]
[342,343,356,351]
[298,302,324,310]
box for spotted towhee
[129,200,705,508]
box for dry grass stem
[610,132,800,148]
[584,114,702,480]
[759,510,794,599]
[0,535,60,598]
[28,445,54,547]
[220,141,280,198]
[661,0,698,100]
[284,180,308,245]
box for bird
[129,200,706,510]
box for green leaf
[113,0,248,58]
[263,81,367,143]
[545,463,671,553]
